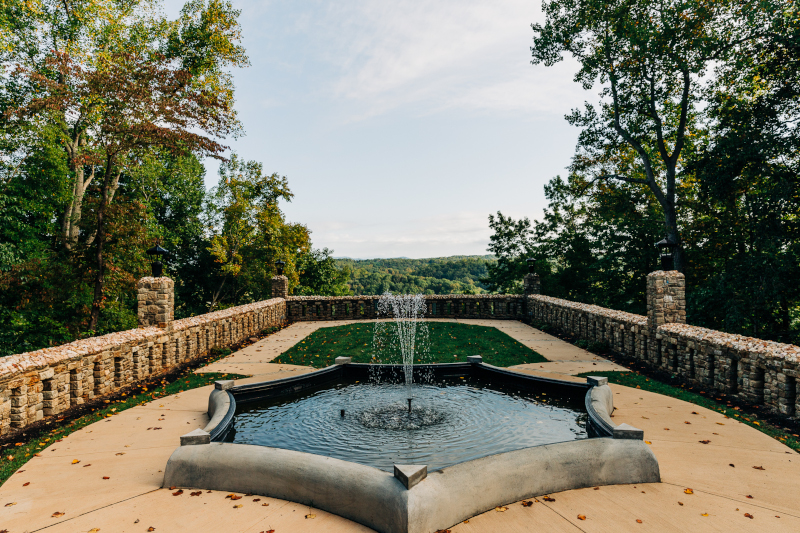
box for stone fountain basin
[164,361,659,533]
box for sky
[167,0,593,258]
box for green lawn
[272,322,546,368]
[577,370,800,452]
[0,366,246,487]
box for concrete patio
[2,320,797,532]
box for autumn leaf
[729,464,735,467]
[52,511,65,517]
[495,506,508,512]
[72,459,80,464]
[305,513,316,519]
[521,501,533,507]
[543,496,556,502]
[746,495,753,499]
[227,494,242,500]
[148,528,155,532]
[102,476,110,480]
[172,490,183,496]
[577,514,586,520]
[88,529,100,532]
[23,482,30,486]
[753,466,765,470]
[645,441,652,444]
[678,502,684,506]
[744,513,754,519]
[4,503,16,507]
[701,513,709,517]
[699,440,711,444]
[684,488,694,494]
[262,503,269,506]
[252,498,261,502]
[233,504,242,508]
[636,519,643,523]
[190,491,202,496]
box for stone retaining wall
[527,294,800,418]
[286,294,527,321]
[0,299,287,435]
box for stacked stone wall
[527,294,800,419]
[0,298,287,435]
[286,294,527,322]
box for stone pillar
[646,271,686,328]
[523,272,541,295]
[271,275,289,299]
[137,277,174,329]
[646,270,685,364]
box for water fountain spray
[376,293,427,410]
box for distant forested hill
[335,256,495,295]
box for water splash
[373,293,428,400]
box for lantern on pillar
[275,260,286,276]
[526,257,536,273]
[656,237,677,271]
[146,243,170,277]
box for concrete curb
[163,439,659,533]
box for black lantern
[146,243,170,277]
[275,260,286,276]
[656,237,676,271]
[526,257,536,273]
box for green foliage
[295,248,351,296]
[337,256,494,295]
[576,371,800,452]
[272,322,546,368]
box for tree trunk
[88,161,118,331]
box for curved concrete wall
[163,438,658,533]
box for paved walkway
[1,320,797,532]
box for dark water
[228,377,588,471]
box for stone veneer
[137,277,174,328]
[0,299,287,435]
[2,270,800,434]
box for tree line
[0,0,347,356]
[485,0,800,345]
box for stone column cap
[180,428,211,446]
[394,464,427,489]
[467,355,483,364]
[586,376,609,387]
[334,357,352,365]
[215,380,235,390]
[612,423,644,440]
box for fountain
[163,294,660,533]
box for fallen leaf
[744,513,754,519]
[577,514,586,520]
[83,464,92,467]
[233,504,242,509]
[753,466,765,470]
[4,503,16,507]
[729,464,735,467]
[636,519,643,523]
[684,488,693,494]
[252,498,261,502]
[717,422,725,425]
[678,502,684,506]
[305,513,316,519]
[23,482,30,486]
[701,513,709,517]
[262,503,269,506]
[52,511,65,517]
[699,440,711,444]
[593,487,600,490]
[645,441,652,444]
[88,529,100,532]
[495,506,508,512]
[691,411,698,415]
[72,459,80,464]
[148,528,155,532]
[746,495,753,499]
[102,476,110,480]
[172,490,183,496]
[664,428,670,430]
[190,491,202,496]
[521,501,533,507]
[684,421,691,424]
[227,494,242,500]
[543,496,556,502]
[115,453,125,456]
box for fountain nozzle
[407,398,412,413]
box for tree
[295,248,351,296]
[531,0,774,271]
[5,0,249,330]
[206,154,310,309]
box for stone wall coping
[529,295,648,326]
[287,294,521,301]
[0,298,285,378]
[660,322,800,362]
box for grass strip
[272,321,546,368]
[577,370,800,452]
[0,358,247,487]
